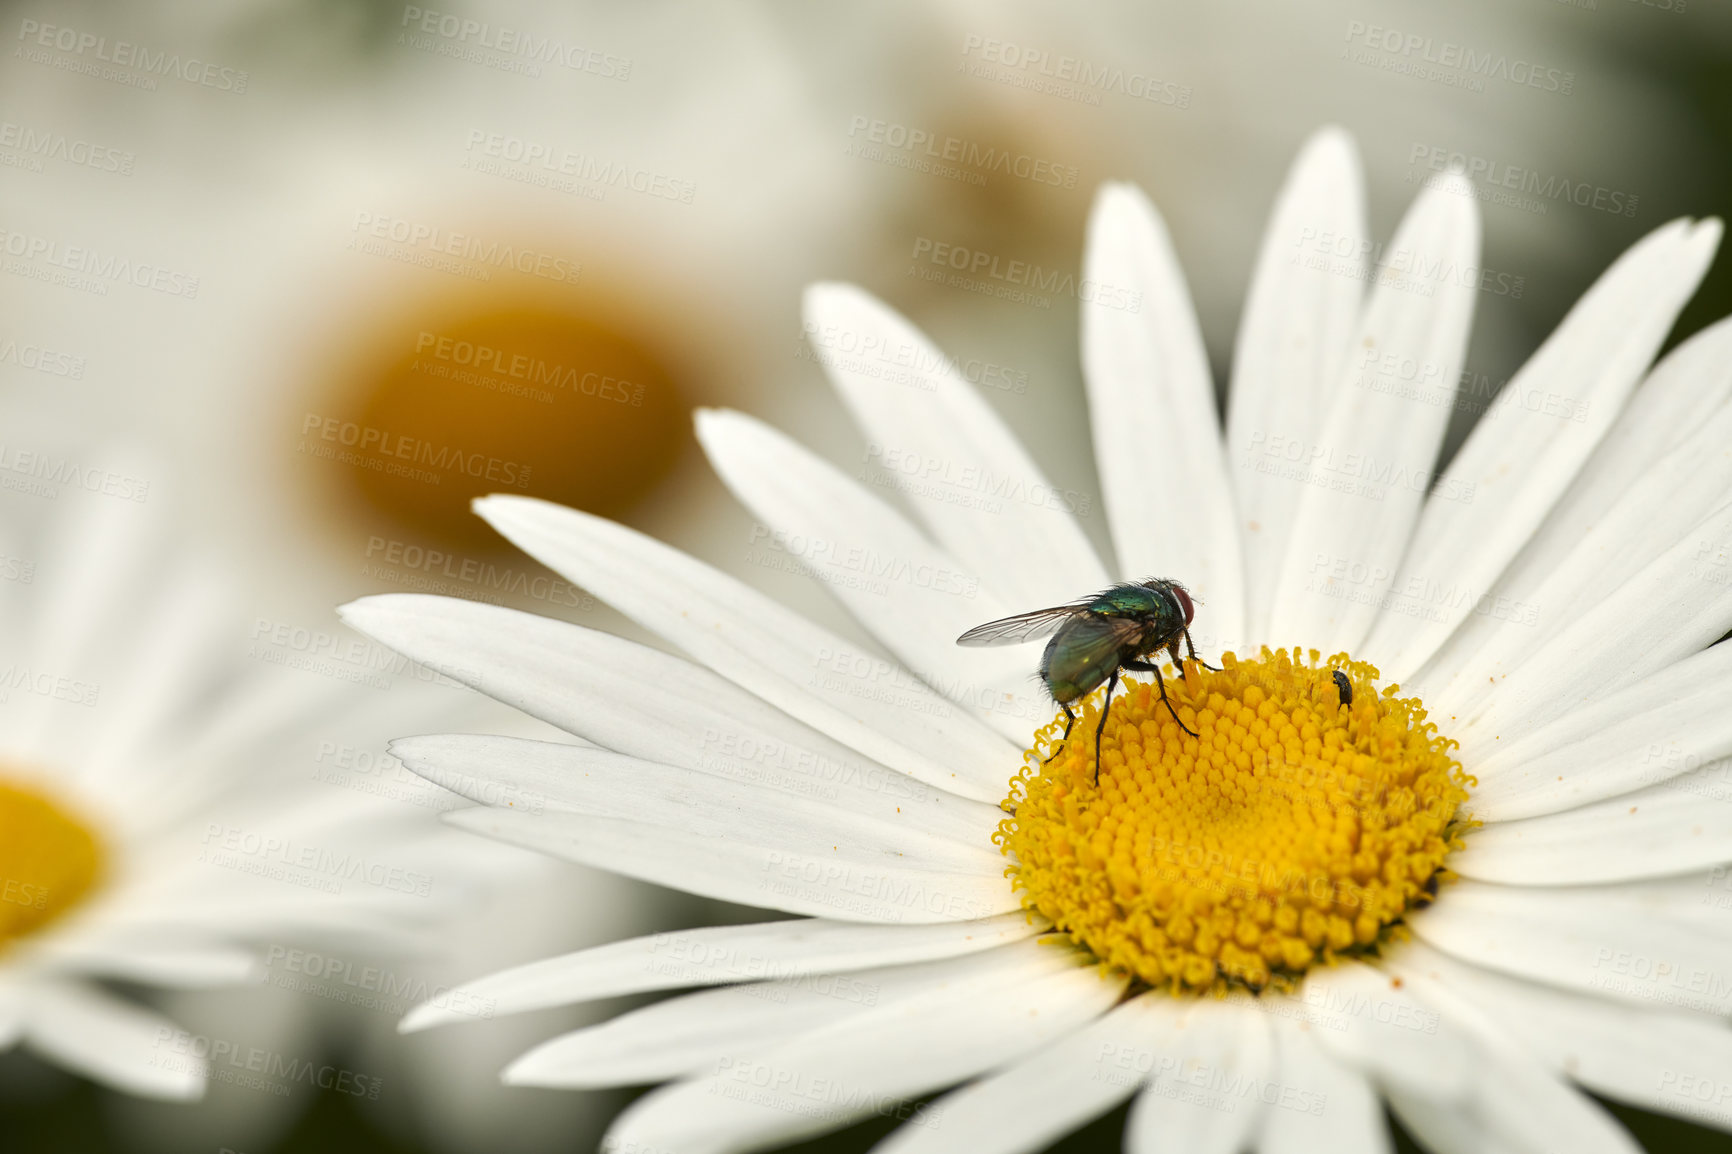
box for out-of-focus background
[2,1,1731,1151]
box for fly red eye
[1171,585,1194,624]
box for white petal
[696,408,1051,743]
[442,804,1016,927]
[1384,952,1644,1154]
[804,282,1109,607]
[391,734,998,860]
[1427,392,1732,727]
[400,915,1042,1031]
[1227,127,1367,647]
[1255,1014,1391,1154]
[1546,312,1732,523]
[1410,874,1732,1015]
[25,981,204,1100]
[9,495,158,759]
[1268,172,1480,654]
[1124,998,1270,1154]
[1465,640,1732,820]
[79,562,235,787]
[1453,765,1732,886]
[1300,962,1471,1102]
[506,960,943,1088]
[509,945,1071,1091]
[1384,1087,1519,1154]
[871,993,1179,1154]
[604,941,1121,1154]
[31,941,263,988]
[338,594,1004,815]
[1392,939,1732,1135]
[1368,219,1721,680]
[1081,183,1243,649]
[471,494,1015,801]
[1419,314,1732,694]
[1452,499,1732,741]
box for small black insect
[957,579,1213,785]
[1333,670,1353,707]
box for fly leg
[1043,701,1078,764]
[1181,627,1220,672]
[1123,657,1199,739]
[1091,668,1121,786]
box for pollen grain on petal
[996,648,1470,994]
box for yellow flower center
[0,779,104,950]
[997,648,1471,994]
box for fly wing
[955,605,1085,647]
[1041,612,1148,700]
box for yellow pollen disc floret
[0,779,104,950]
[996,648,1473,994]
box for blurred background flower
[3,1,1730,1151]
[0,461,673,1154]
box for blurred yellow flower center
[0,780,103,950]
[325,288,687,552]
[997,649,1471,994]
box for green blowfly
[957,579,1213,785]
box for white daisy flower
[0,487,518,1103]
[340,126,1732,1154]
